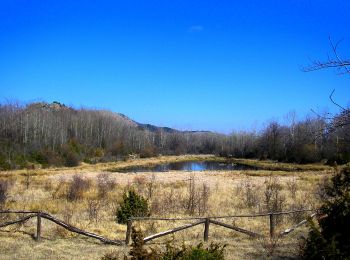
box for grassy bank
[230,158,332,172]
[0,154,219,178]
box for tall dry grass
[0,156,332,259]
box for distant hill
[1,100,348,170]
[29,101,213,134]
[137,123,178,133]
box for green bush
[0,154,11,170]
[64,152,80,167]
[163,243,226,260]
[128,227,159,259]
[30,149,63,167]
[30,151,46,165]
[301,166,350,259]
[116,190,150,224]
[123,227,226,260]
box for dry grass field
[0,155,334,259]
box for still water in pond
[115,160,256,172]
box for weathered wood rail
[0,209,317,246]
[126,209,317,244]
[0,210,123,245]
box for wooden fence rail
[279,212,318,237]
[0,211,123,245]
[0,214,36,228]
[128,209,314,221]
[127,209,317,244]
[0,209,317,246]
[144,220,205,243]
[209,219,262,238]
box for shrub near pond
[106,227,226,260]
[162,243,226,260]
[116,189,150,224]
[301,166,350,259]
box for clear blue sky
[0,1,349,133]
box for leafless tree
[303,37,350,75]
[0,96,348,168]
[303,38,350,154]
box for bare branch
[329,89,346,111]
[302,37,350,74]
[329,37,350,74]
[310,109,333,120]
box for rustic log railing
[0,209,317,246]
[0,210,123,245]
[127,209,317,244]
[279,212,318,237]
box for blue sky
[0,1,349,133]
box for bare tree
[303,37,350,75]
[304,38,350,151]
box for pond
[112,160,257,173]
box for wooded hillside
[0,101,348,169]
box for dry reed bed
[0,156,333,259]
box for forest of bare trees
[0,101,348,169]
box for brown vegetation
[0,156,333,259]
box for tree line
[0,101,348,169]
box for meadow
[0,155,333,259]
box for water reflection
[115,160,256,173]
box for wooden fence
[125,209,317,244]
[0,210,123,245]
[0,209,317,246]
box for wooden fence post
[204,218,210,242]
[36,212,41,242]
[125,219,132,245]
[269,213,275,238]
